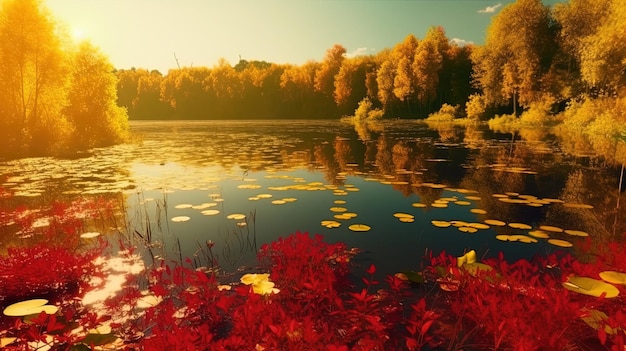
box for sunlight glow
[71,26,88,41]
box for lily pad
[563,276,619,298]
[564,229,589,237]
[201,209,220,216]
[80,232,101,239]
[599,271,626,285]
[548,239,573,248]
[539,225,563,233]
[174,204,194,209]
[508,222,532,230]
[271,200,286,205]
[226,214,246,220]
[393,213,414,219]
[467,223,489,230]
[470,208,487,214]
[334,200,347,204]
[411,202,427,208]
[399,217,415,223]
[3,299,58,317]
[330,207,347,213]
[348,224,371,232]
[321,220,341,228]
[528,230,550,239]
[484,219,506,226]
[431,220,451,228]
[563,203,593,209]
[458,226,478,233]
[171,216,191,222]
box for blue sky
[46,0,564,73]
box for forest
[116,0,625,125]
[0,0,624,155]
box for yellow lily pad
[465,196,482,201]
[467,223,489,230]
[470,208,487,214]
[455,201,471,206]
[539,225,563,233]
[564,229,589,237]
[3,299,58,317]
[226,214,246,220]
[393,213,414,219]
[528,230,550,239]
[171,216,191,222]
[334,200,346,204]
[458,226,478,233]
[399,217,415,223]
[174,204,194,209]
[508,222,532,230]
[563,276,619,298]
[411,202,427,208]
[548,239,573,247]
[484,219,506,226]
[348,224,371,232]
[599,271,626,285]
[431,203,448,208]
[330,207,347,213]
[80,232,101,239]
[321,220,341,228]
[271,200,286,205]
[496,235,537,243]
[201,209,220,216]
[431,220,451,228]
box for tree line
[116,0,624,122]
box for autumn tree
[413,26,448,112]
[314,44,346,97]
[392,35,419,106]
[64,42,128,148]
[472,0,555,114]
[0,0,68,154]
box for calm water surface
[1,120,624,276]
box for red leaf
[598,326,607,345]
[366,264,376,275]
[421,319,434,336]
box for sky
[45,0,564,73]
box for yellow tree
[64,42,128,148]
[472,0,554,113]
[392,34,419,104]
[578,0,626,93]
[0,0,68,154]
[314,44,346,97]
[413,26,449,111]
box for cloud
[478,3,502,14]
[345,47,371,58]
[450,38,474,46]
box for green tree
[64,42,128,148]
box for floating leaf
[321,220,341,228]
[3,299,57,317]
[465,196,482,201]
[563,276,619,298]
[393,213,414,219]
[499,198,529,204]
[201,209,220,216]
[248,197,260,201]
[458,226,478,233]
[348,224,371,232]
[399,217,415,223]
[256,194,273,199]
[484,219,506,226]
[450,220,469,227]
[171,216,191,222]
[539,225,563,233]
[226,214,246,220]
[431,203,448,208]
[330,207,347,213]
[80,232,101,239]
[508,222,532,230]
[174,204,193,209]
[599,271,626,285]
[455,201,471,206]
[334,214,352,220]
[564,229,589,237]
[470,208,487,214]
[271,200,286,205]
[431,220,451,228]
[548,239,573,247]
[282,198,297,202]
[528,230,550,238]
[334,200,347,204]
[237,184,262,189]
[580,308,615,334]
[496,235,537,243]
[467,223,489,230]
[411,202,427,208]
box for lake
[1,120,624,277]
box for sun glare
[71,27,88,41]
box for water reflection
[0,120,624,276]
